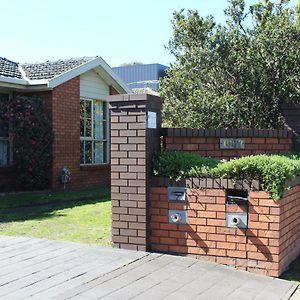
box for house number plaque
[220,138,245,149]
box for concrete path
[291,287,300,300]
[0,236,298,300]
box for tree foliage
[160,0,300,129]
[119,62,143,66]
[296,0,300,27]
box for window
[80,98,108,165]
[0,93,10,167]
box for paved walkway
[0,236,298,300]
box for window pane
[94,141,104,164]
[0,140,8,166]
[80,100,85,137]
[85,141,93,164]
[0,120,8,137]
[85,118,92,137]
[85,101,92,119]
[80,141,84,164]
[94,101,104,140]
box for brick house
[0,56,130,191]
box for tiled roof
[0,56,97,80]
[0,57,22,79]
[21,57,96,80]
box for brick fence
[163,128,292,159]
[109,94,300,277]
[149,180,300,277]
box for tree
[296,0,300,28]
[160,0,300,129]
[119,62,143,66]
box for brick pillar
[281,103,300,152]
[108,94,162,251]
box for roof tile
[0,57,22,79]
[0,56,97,81]
[21,57,97,80]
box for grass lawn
[1,187,300,281]
[0,187,112,246]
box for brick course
[164,133,292,159]
[150,184,300,277]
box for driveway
[0,236,298,300]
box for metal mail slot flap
[227,195,248,204]
[168,187,187,202]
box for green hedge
[152,151,300,200]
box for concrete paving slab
[0,236,297,300]
[290,286,300,300]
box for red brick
[217,242,236,250]
[160,237,177,245]
[151,230,169,237]
[207,234,226,242]
[226,250,247,258]
[206,204,225,211]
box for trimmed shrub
[152,151,300,200]
[152,151,219,181]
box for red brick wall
[165,136,292,159]
[3,79,117,191]
[150,185,300,277]
[279,185,300,273]
[51,77,110,190]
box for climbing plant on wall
[0,95,52,189]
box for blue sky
[1,0,298,67]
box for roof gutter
[0,76,50,91]
[0,76,28,85]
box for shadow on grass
[0,197,111,223]
[280,255,300,282]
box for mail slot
[169,210,188,224]
[168,187,187,202]
[226,212,247,228]
[226,190,248,229]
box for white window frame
[80,98,109,165]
